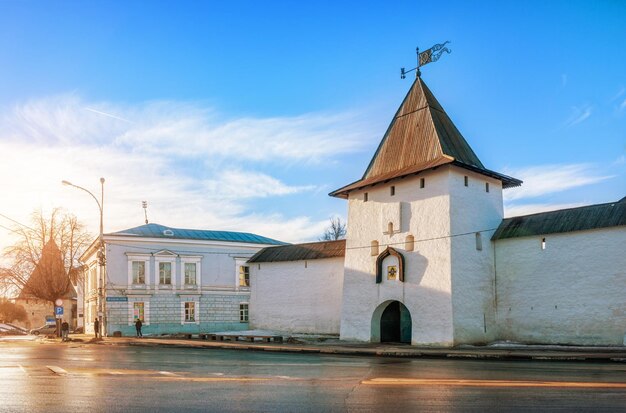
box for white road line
[362,378,626,388]
[159,371,179,376]
[46,365,68,375]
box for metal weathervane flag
[418,41,451,67]
[401,41,452,79]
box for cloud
[504,202,584,218]
[503,163,613,202]
[564,105,592,127]
[620,99,626,112]
[0,94,372,251]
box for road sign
[106,296,128,302]
[55,306,64,316]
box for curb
[91,337,626,363]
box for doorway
[373,300,412,344]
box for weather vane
[401,41,452,79]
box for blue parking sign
[55,306,63,316]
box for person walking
[61,320,70,342]
[94,318,100,338]
[135,318,143,337]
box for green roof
[107,223,286,245]
[492,197,626,240]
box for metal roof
[492,198,626,240]
[248,239,346,263]
[107,223,286,245]
[330,78,522,198]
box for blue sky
[0,1,625,251]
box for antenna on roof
[401,41,451,79]
[142,201,149,224]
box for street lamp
[62,177,106,337]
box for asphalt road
[1,340,626,412]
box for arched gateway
[371,300,412,344]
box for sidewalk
[63,333,626,362]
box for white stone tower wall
[340,169,455,346]
[448,167,504,344]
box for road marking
[46,366,68,376]
[159,371,179,376]
[362,378,626,388]
[156,377,269,383]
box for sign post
[54,305,64,337]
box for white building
[248,77,626,346]
[80,223,284,336]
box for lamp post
[62,177,106,337]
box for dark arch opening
[379,301,412,343]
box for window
[184,302,195,322]
[390,186,395,196]
[475,232,483,251]
[239,265,250,287]
[132,261,145,284]
[485,182,490,193]
[387,265,397,280]
[133,302,144,322]
[420,178,425,188]
[89,267,97,291]
[370,240,379,256]
[464,176,469,187]
[387,222,394,233]
[405,235,415,251]
[184,263,196,285]
[364,192,369,202]
[239,303,249,322]
[127,255,150,287]
[159,262,172,284]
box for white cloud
[564,105,592,127]
[504,202,584,218]
[0,94,371,252]
[503,163,613,202]
[620,99,626,112]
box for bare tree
[320,217,347,241]
[1,209,91,308]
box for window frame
[239,303,249,323]
[239,265,250,288]
[126,254,151,288]
[128,301,150,326]
[181,300,200,325]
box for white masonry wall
[449,167,503,344]
[249,257,345,334]
[340,168,455,346]
[494,226,626,345]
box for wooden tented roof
[492,197,626,240]
[330,78,521,198]
[248,239,346,263]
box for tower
[330,78,521,345]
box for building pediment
[153,249,178,257]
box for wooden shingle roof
[330,78,521,198]
[248,239,346,263]
[492,197,626,240]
